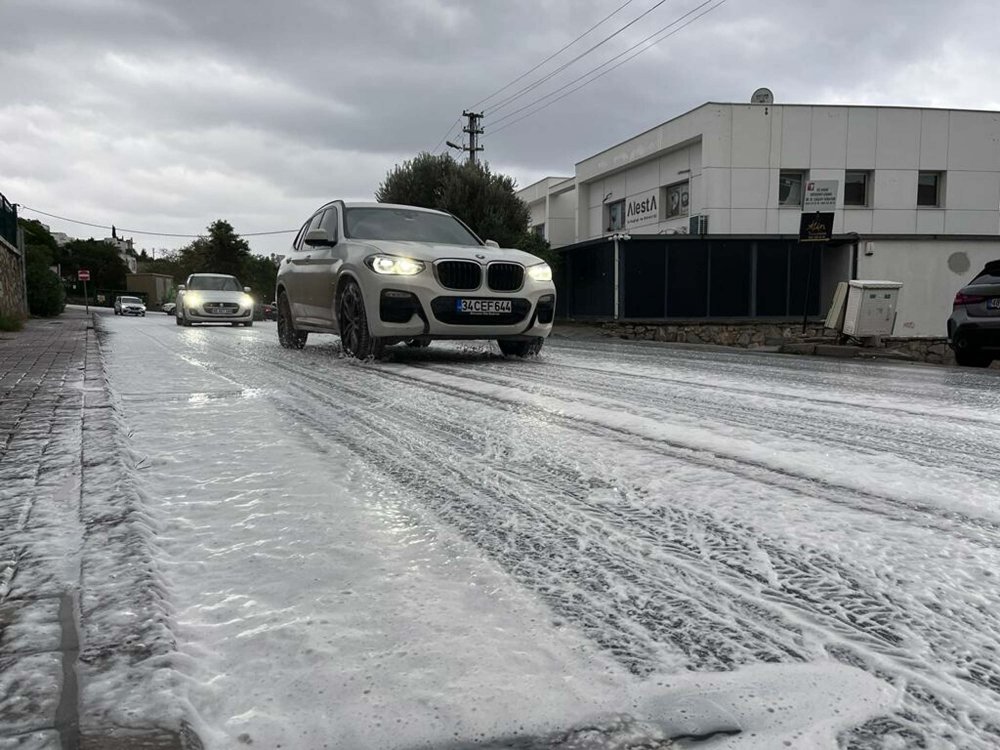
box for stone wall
[597,321,829,348]
[589,321,986,367]
[0,235,27,320]
[884,338,956,366]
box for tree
[178,220,251,278]
[375,152,556,266]
[61,239,129,291]
[19,220,65,316]
[242,253,279,303]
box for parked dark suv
[948,260,1000,367]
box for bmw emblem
[476,253,486,260]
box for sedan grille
[436,261,482,291]
[205,302,239,314]
[487,263,524,292]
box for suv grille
[437,261,482,290]
[431,297,530,326]
[487,263,524,292]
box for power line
[18,205,296,238]
[430,117,462,154]
[489,0,729,136]
[484,0,674,118]
[469,0,638,111]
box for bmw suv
[274,202,556,358]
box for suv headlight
[527,263,553,283]
[365,255,425,276]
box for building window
[532,223,545,237]
[844,171,870,206]
[606,200,625,231]
[918,172,943,207]
[778,171,805,206]
[664,182,690,219]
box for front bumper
[183,306,253,322]
[361,274,555,340]
[121,308,145,316]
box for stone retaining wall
[596,321,828,348]
[0,235,27,320]
[588,321,983,367]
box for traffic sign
[78,269,91,281]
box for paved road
[98,311,1000,749]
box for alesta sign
[625,189,660,229]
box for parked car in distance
[275,202,556,358]
[175,273,255,327]
[948,260,1000,367]
[114,296,146,316]
[262,301,277,321]
[161,301,176,315]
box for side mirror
[484,239,500,248]
[177,285,186,291]
[244,286,251,293]
[304,228,335,247]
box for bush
[25,246,66,317]
[0,313,24,332]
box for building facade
[519,102,1000,337]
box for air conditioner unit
[689,215,709,235]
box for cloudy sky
[1,0,998,254]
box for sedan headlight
[365,254,425,276]
[527,263,553,283]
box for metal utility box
[842,280,902,337]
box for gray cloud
[1,0,997,253]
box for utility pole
[446,110,484,165]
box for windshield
[188,275,242,291]
[344,207,481,246]
[121,297,142,304]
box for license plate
[989,298,1000,310]
[456,299,512,315]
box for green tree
[61,239,129,290]
[169,221,276,303]
[178,220,251,278]
[375,152,555,266]
[19,220,65,316]
[241,253,279,303]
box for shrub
[0,313,24,332]
[25,246,66,317]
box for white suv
[175,273,255,327]
[275,202,556,358]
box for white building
[519,101,1000,337]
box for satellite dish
[751,88,774,105]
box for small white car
[275,202,556,358]
[114,296,146,316]
[161,301,176,315]
[175,273,255,327]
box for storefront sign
[799,212,834,242]
[625,189,660,229]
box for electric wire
[19,205,296,238]
[469,0,638,111]
[489,0,730,136]
[483,0,673,117]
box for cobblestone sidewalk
[0,309,199,750]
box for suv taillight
[954,292,986,307]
